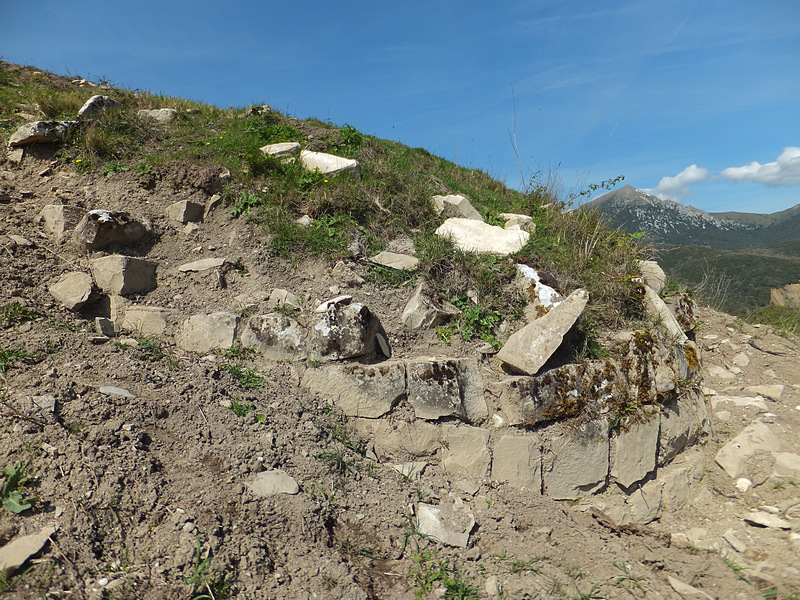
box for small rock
[735,478,752,492]
[30,395,56,412]
[0,525,58,575]
[743,511,791,529]
[178,258,227,272]
[667,575,714,600]
[99,386,135,399]
[137,108,178,123]
[246,469,299,496]
[416,501,475,548]
[370,251,419,270]
[77,95,117,118]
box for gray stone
[491,435,541,491]
[542,418,609,499]
[370,251,419,270]
[667,576,715,600]
[260,142,301,159]
[710,395,768,411]
[496,288,589,375]
[137,108,178,123]
[625,478,663,524]
[166,200,204,224]
[314,295,352,313]
[416,501,475,547]
[401,283,459,329]
[499,212,534,231]
[773,452,800,478]
[204,194,222,219]
[330,261,365,287]
[435,218,529,255]
[299,149,360,176]
[637,260,666,294]
[90,255,157,295]
[355,419,440,459]
[301,361,406,418]
[743,511,790,530]
[49,271,94,310]
[310,301,382,361]
[177,312,238,353]
[267,289,302,310]
[715,421,781,479]
[658,392,707,466]
[0,525,58,575]
[94,317,116,337]
[73,210,150,250]
[610,408,659,488]
[407,357,486,422]
[77,95,117,118]
[8,121,74,146]
[391,462,426,480]
[743,385,784,401]
[38,204,86,240]
[99,386,135,399]
[240,313,307,361]
[642,286,687,342]
[246,470,299,496]
[8,234,34,247]
[120,306,169,336]
[178,257,227,272]
[442,425,491,479]
[30,395,56,412]
[431,194,483,220]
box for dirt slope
[0,141,797,599]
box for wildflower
[75,158,82,163]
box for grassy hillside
[1,61,648,350]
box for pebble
[735,478,752,493]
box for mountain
[582,184,800,250]
[582,185,800,313]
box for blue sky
[2,0,799,213]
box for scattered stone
[77,95,117,118]
[431,194,483,220]
[499,212,534,232]
[90,255,158,295]
[391,462,426,480]
[7,234,34,247]
[299,149,360,176]
[301,361,406,418]
[95,317,116,337]
[99,386,135,399]
[166,200,204,224]
[310,300,383,361]
[743,511,791,530]
[407,357,487,422]
[369,251,419,270]
[330,261,365,287]
[773,452,800,478]
[496,288,588,375]
[295,214,313,227]
[246,470,299,496]
[178,257,227,272]
[38,204,86,240]
[491,434,541,491]
[743,385,784,401]
[515,264,564,318]
[0,525,58,576]
[260,142,301,159]
[241,313,307,361]
[355,419,440,459]
[314,295,352,313]
[435,218,529,255]
[120,306,168,336]
[715,421,781,479]
[177,312,238,352]
[667,575,715,600]
[442,425,491,478]
[31,395,56,412]
[204,194,222,219]
[48,272,94,311]
[401,283,459,329]
[267,289,302,310]
[706,364,736,379]
[8,120,75,146]
[723,529,748,553]
[731,351,750,367]
[73,209,150,250]
[137,108,179,123]
[711,395,767,411]
[416,501,475,547]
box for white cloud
[645,164,711,202]
[719,147,800,186]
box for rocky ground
[0,143,798,600]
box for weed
[184,534,233,599]
[137,337,164,362]
[316,449,358,474]
[229,398,253,417]
[612,562,646,591]
[2,462,38,513]
[215,344,259,361]
[409,552,480,600]
[222,363,265,389]
[571,582,605,600]
[230,190,262,217]
[102,160,130,175]
[722,554,750,583]
[2,302,40,325]
[0,347,32,374]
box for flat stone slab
[49,271,93,311]
[90,255,158,295]
[406,357,486,422]
[431,194,483,220]
[0,525,58,575]
[496,288,588,375]
[178,257,227,272]
[247,470,299,496]
[9,120,74,146]
[260,142,301,158]
[369,251,419,270]
[299,149,360,176]
[177,312,238,353]
[743,511,791,530]
[435,218,529,255]
[715,421,781,478]
[99,386,135,399]
[137,108,178,123]
[240,313,307,361]
[491,434,541,491]
[743,385,784,401]
[442,425,491,478]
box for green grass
[2,303,40,325]
[222,363,265,389]
[0,347,32,374]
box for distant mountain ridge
[582,185,800,250]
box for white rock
[731,352,750,367]
[743,511,790,529]
[735,478,753,493]
[401,283,458,329]
[391,462,426,480]
[137,108,178,123]
[743,385,784,401]
[90,255,158,295]
[177,312,238,353]
[667,575,715,600]
[38,204,86,240]
[435,218,529,255]
[260,142,301,159]
[178,258,227,272]
[716,422,781,479]
[246,470,299,496]
[416,502,475,547]
[637,260,667,294]
[99,386,134,399]
[370,251,419,270]
[491,435,541,491]
[499,212,534,232]
[48,272,94,311]
[299,149,360,176]
[166,200,204,224]
[431,194,483,220]
[711,396,768,411]
[78,95,117,118]
[121,306,169,336]
[0,525,58,575]
[642,286,687,342]
[442,425,491,479]
[8,121,74,146]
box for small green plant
[184,534,233,599]
[137,337,164,362]
[133,162,152,174]
[2,462,38,513]
[230,190,262,217]
[449,295,501,347]
[612,562,646,591]
[2,303,40,325]
[409,552,480,600]
[722,554,750,583]
[571,582,605,600]
[222,363,265,389]
[102,160,130,175]
[316,449,357,474]
[0,348,32,374]
[229,398,253,417]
